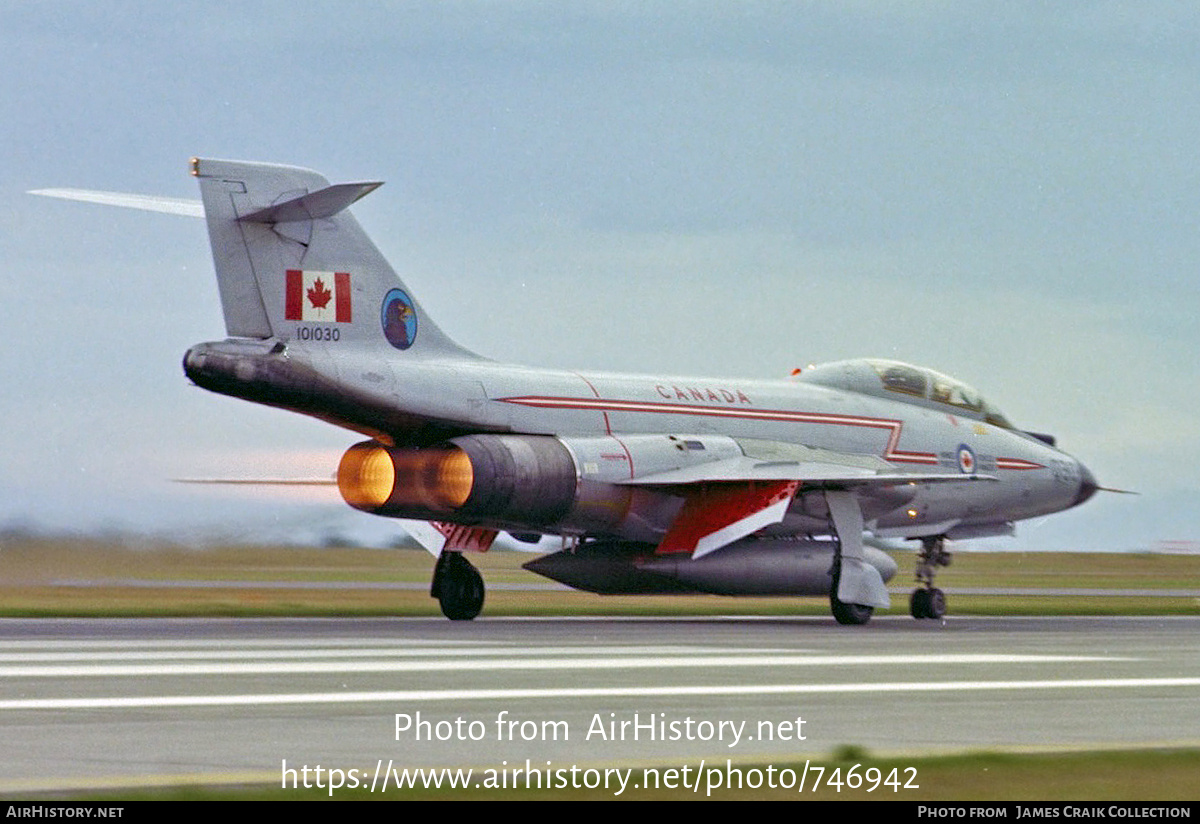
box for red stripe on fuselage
[573,374,613,436]
[995,457,1045,470]
[498,395,936,464]
[496,395,1043,471]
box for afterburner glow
[338,442,473,513]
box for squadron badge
[381,288,418,350]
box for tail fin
[191,157,476,359]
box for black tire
[830,597,873,625]
[829,560,873,625]
[438,562,485,621]
[926,587,946,619]
[910,588,932,619]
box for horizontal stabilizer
[173,477,334,485]
[400,520,452,557]
[237,182,383,223]
[29,188,203,217]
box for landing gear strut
[825,490,889,625]
[910,536,950,620]
[431,551,485,621]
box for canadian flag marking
[285,269,351,323]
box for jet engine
[336,434,697,540]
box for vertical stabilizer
[191,157,476,359]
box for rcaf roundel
[285,269,352,323]
[957,443,976,474]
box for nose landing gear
[910,535,951,620]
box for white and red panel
[285,269,352,323]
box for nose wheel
[911,536,950,620]
[910,586,946,619]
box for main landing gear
[910,535,951,620]
[431,551,485,621]
[830,593,874,626]
[825,490,891,626]
[827,553,873,625]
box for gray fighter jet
[35,158,1100,624]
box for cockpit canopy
[793,359,1016,430]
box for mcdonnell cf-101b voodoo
[34,158,1100,624]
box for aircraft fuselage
[184,339,1093,543]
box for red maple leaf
[307,278,332,309]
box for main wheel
[830,597,873,625]
[437,560,485,621]
[829,560,873,625]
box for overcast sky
[1,2,1195,551]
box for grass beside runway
[0,536,1197,617]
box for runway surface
[1,615,1199,794]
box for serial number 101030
[296,326,341,342]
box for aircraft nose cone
[1073,463,1099,507]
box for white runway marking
[0,645,791,663]
[1,677,1197,711]
[0,652,1126,678]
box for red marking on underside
[431,522,498,552]
[655,480,800,555]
